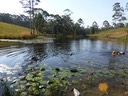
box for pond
[0,39,128,68]
[0,38,128,96]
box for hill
[0,22,34,39]
[89,27,128,40]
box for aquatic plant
[0,61,128,96]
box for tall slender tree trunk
[29,0,33,35]
[32,0,34,35]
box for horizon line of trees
[0,13,29,28]
[1,1,128,36]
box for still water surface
[0,38,128,69]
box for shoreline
[0,37,54,44]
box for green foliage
[41,67,45,71]
[34,13,45,33]
[1,61,127,96]
[70,68,78,73]
[112,2,126,27]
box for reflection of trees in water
[111,40,128,52]
[23,42,73,64]
[23,44,48,64]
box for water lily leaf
[28,86,36,92]
[47,80,55,85]
[25,65,34,71]
[26,82,31,86]
[38,80,47,84]
[55,68,60,72]
[19,85,26,91]
[20,80,27,84]
[26,74,33,81]
[33,90,39,95]
[70,68,78,73]
[41,67,45,71]
[36,73,42,77]
[72,80,78,85]
[33,77,41,81]
[20,92,28,96]
[82,84,88,89]
[31,82,38,87]
[15,89,19,92]
[19,76,25,80]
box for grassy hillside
[89,27,128,40]
[0,22,35,39]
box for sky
[0,0,127,27]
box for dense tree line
[1,1,128,37]
[0,13,29,28]
[33,8,89,37]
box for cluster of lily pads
[0,62,128,96]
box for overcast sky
[0,0,127,27]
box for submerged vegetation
[0,0,128,96]
[0,60,128,96]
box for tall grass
[0,22,36,39]
[89,27,128,40]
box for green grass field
[89,27,128,40]
[0,22,35,39]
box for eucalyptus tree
[47,14,56,35]
[103,20,110,29]
[112,2,124,28]
[53,14,63,35]
[125,2,128,22]
[19,0,40,35]
[77,18,84,27]
[34,13,45,34]
[90,21,98,34]
[74,18,84,35]
[62,15,73,35]
[92,21,98,31]
[63,9,73,16]
[34,8,49,22]
[62,9,73,36]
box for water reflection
[0,39,128,69]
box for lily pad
[70,68,78,73]
[55,68,60,72]
[41,67,45,71]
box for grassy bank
[0,22,36,39]
[89,27,128,41]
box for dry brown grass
[89,27,128,40]
[0,22,36,39]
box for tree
[90,21,99,34]
[77,18,84,27]
[34,13,45,34]
[112,2,124,27]
[103,20,110,29]
[126,2,128,11]
[63,9,73,16]
[19,0,40,35]
[0,13,29,28]
[62,9,73,36]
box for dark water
[0,38,128,96]
[0,38,128,69]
